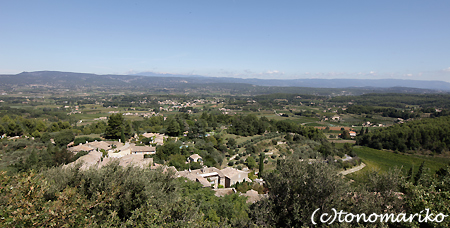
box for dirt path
[328,139,356,144]
[339,163,366,175]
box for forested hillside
[357,116,450,153]
[330,93,450,109]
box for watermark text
[311,208,448,224]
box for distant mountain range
[0,71,449,95]
[134,71,450,91]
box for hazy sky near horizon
[1,1,449,81]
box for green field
[349,146,450,179]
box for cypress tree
[258,152,265,178]
[121,128,126,143]
[407,166,413,181]
[414,161,425,185]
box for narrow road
[339,163,366,176]
[229,154,238,160]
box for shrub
[144,154,152,159]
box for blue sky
[1,0,449,81]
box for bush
[73,150,89,161]
[246,156,257,169]
[144,154,152,159]
[189,162,203,170]
[54,130,75,147]
[228,161,234,166]
[259,157,348,227]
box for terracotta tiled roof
[68,144,94,153]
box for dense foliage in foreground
[1,157,449,227]
[0,162,249,227]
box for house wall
[229,173,248,186]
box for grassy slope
[348,146,450,180]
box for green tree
[414,161,425,185]
[36,120,47,132]
[359,127,365,136]
[123,120,132,138]
[31,130,41,138]
[343,143,352,154]
[407,166,413,181]
[168,154,188,170]
[285,134,293,142]
[50,123,60,132]
[105,113,125,139]
[341,130,351,139]
[0,125,5,136]
[166,119,181,137]
[40,132,51,143]
[227,138,236,148]
[259,157,347,227]
[26,150,38,169]
[54,129,75,147]
[402,165,450,227]
[6,120,23,136]
[246,156,257,169]
[156,140,181,161]
[258,152,264,178]
[120,128,126,143]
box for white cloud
[214,69,285,78]
[121,67,450,82]
[125,69,138,75]
[0,69,21,74]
